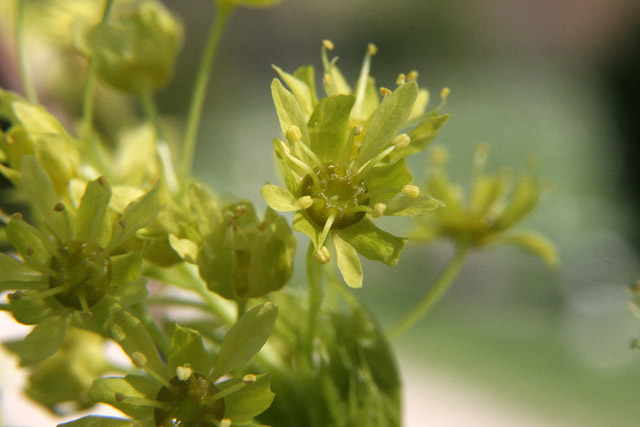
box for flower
[261,42,449,287]
[59,303,278,427]
[0,157,159,366]
[412,144,558,265]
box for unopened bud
[392,133,411,151]
[372,203,387,218]
[286,125,302,143]
[401,185,420,198]
[298,196,313,209]
[315,246,330,264]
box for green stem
[130,303,171,358]
[180,2,233,179]
[306,243,324,356]
[140,90,179,194]
[16,0,37,103]
[389,241,471,340]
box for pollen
[392,133,411,151]
[379,87,392,96]
[286,125,302,143]
[323,39,334,50]
[401,185,420,198]
[315,246,330,264]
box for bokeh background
[2,0,640,425]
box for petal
[338,218,406,266]
[260,184,302,212]
[308,94,355,163]
[333,232,363,288]
[355,82,418,168]
[384,195,444,217]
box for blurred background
[2,0,640,425]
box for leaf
[222,374,275,422]
[355,82,418,168]
[20,315,70,365]
[0,253,42,286]
[337,219,406,266]
[384,195,444,217]
[308,94,355,163]
[212,302,278,380]
[106,305,166,377]
[333,232,363,288]
[105,184,160,253]
[292,212,321,250]
[57,416,142,427]
[88,375,158,420]
[74,177,112,246]
[260,184,301,212]
[272,65,314,117]
[20,155,69,242]
[167,325,212,377]
[271,79,311,146]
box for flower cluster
[262,41,449,287]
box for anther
[372,203,387,218]
[98,176,109,187]
[368,43,378,56]
[115,393,126,402]
[352,125,363,136]
[396,73,406,85]
[298,196,314,209]
[323,39,334,50]
[401,185,420,198]
[176,365,193,381]
[54,202,65,212]
[12,212,24,220]
[430,146,449,167]
[407,70,419,81]
[25,246,34,256]
[9,291,23,301]
[118,219,127,228]
[132,351,148,369]
[440,87,450,99]
[324,73,333,86]
[220,419,232,427]
[392,133,411,151]
[286,125,302,143]
[315,246,330,264]
[243,374,257,384]
[379,87,392,96]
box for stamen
[132,351,172,388]
[53,202,72,243]
[379,87,392,96]
[361,188,399,199]
[315,246,330,264]
[323,39,334,50]
[355,145,396,181]
[77,291,92,319]
[372,203,387,218]
[208,382,247,403]
[243,374,257,384]
[293,137,325,171]
[298,196,314,209]
[401,185,420,198]
[318,210,337,250]
[278,141,321,188]
[407,70,419,81]
[396,73,407,85]
[324,73,332,86]
[344,205,373,215]
[114,393,170,410]
[472,143,489,179]
[220,419,232,427]
[176,365,193,381]
[285,125,302,143]
[392,133,411,151]
[20,285,68,301]
[440,87,450,99]
[368,43,378,56]
[340,125,362,164]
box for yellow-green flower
[413,145,558,266]
[261,42,449,287]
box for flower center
[300,163,369,229]
[154,374,225,427]
[48,241,111,310]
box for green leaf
[308,94,355,163]
[272,65,314,117]
[74,177,113,246]
[167,325,212,377]
[20,315,70,365]
[363,160,412,203]
[355,82,418,168]
[384,195,444,217]
[20,155,70,242]
[57,416,142,427]
[222,373,275,422]
[271,79,311,145]
[106,184,160,253]
[333,232,363,288]
[212,302,278,380]
[0,253,42,285]
[498,230,559,267]
[338,219,406,266]
[88,375,158,420]
[292,212,321,249]
[106,305,166,377]
[260,184,302,212]
[168,234,198,263]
